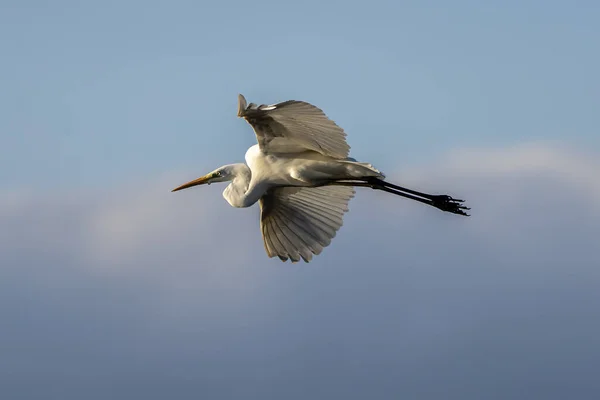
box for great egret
[172,94,469,263]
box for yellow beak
[171,174,211,192]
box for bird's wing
[237,94,350,159]
[258,185,355,263]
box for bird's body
[172,94,470,262]
[244,144,383,189]
[221,144,383,208]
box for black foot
[431,195,471,216]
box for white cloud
[1,141,598,297]
[3,142,599,271]
[444,142,600,203]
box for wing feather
[277,202,336,240]
[258,185,355,263]
[270,211,303,262]
[267,219,289,262]
[237,94,351,159]
[272,209,314,261]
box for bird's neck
[222,164,256,208]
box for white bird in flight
[172,94,470,263]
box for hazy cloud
[1,143,599,399]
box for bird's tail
[339,160,386,179]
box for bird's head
[171,165,237,192]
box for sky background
[1,0,600,399]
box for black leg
[329,179,470,216]
[367,178,470,216]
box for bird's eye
[214,171,221,177]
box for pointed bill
[171,174,211,192]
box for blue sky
[2,0,599,188]
[1,1,600,399]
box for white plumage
[172,94,469,263]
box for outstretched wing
[258,186,355,263]
[237,94,350,159]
